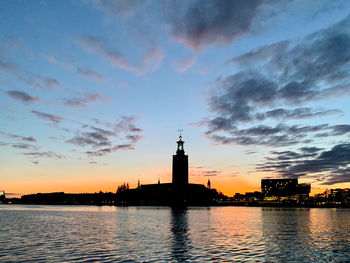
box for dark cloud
[256,108,342,121]
[320,168,350,185]
[22,151,64,159]
[67,126,113,148]
[67,116,143,157]
[257,143,350,185]
[35,74,61,89]
[86,144,136,157]
[267,150,319,161]
[0,140,38,151]
[0,60,16,72]
[202,170,221,177]
[166,0,265,51]
[77,66,104,81]
[11,143,38,151]
[31,110,64,124]
[6,90,40,103]
[207,122,350,147]
[111,115,143,133]
[330,125,350,136]
[79,35,131,70]
[78,35,163,75]
[204,16,350,147]
[0,140,63,164]
[299,147,323,154]
[209,134,311,148]
[190,166,222,177]
[22,136,36,142]
[245,150,257,155]
[207,123,317,147]
[227,40,290,66]
[170,1,340,51]
[1,59,60,90]
[0,132,36,142]
[63,93,111,108]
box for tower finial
[178,129,183,139]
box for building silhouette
[172,135,188,186]
[116,135,217,205]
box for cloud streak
[63,93,112,108]
[1,59,60,90]
[257,143,350,185]
[190,166,222,177]
[31,111,64,124]
[66,115,143,157]
[77,66,104,81]
[35,74,61,89]
[78,35,164,75]
[0,132,37,142]
[175,57,196,72]
[22,151,64,159]
[6,90,40,103]
[12,143,39,151]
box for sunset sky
[1,0,350,197]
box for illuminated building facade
[0,190,5,202]
[261,179,310,197]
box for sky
[1,0,350,197]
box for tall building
[261,178,310,197]
[262,179,298,197]
[0,190,5,203]
[172,135,188,186]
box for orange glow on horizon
[2,166,346,198]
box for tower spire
[176,130,185,153]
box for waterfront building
[172,135,188,186]
[116,134,217,205]
[261,178,310,198]
[0,190,5,203]
[245,191,264,201]
[328,188,350,205]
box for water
[1,206,350,262]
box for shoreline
[2,202,350,209]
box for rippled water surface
[1,205,350,262]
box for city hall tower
[172,135,188,186]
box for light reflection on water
[0,205,350,262]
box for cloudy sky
[1,0,350,196]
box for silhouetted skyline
[1,1,350,197]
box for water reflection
[260,208,350,261]
[261,208,311,261]
[1,206,350,262]
[170,208,192,261]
